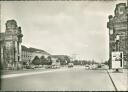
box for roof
[21,45,50,55]
[29,47,45,52]
[50,55,71,60]
[21,45,30,52]
[29,47,50,55]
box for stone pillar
[4,20,23,70]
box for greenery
[72,59,98,65]
[31,55,100,66]
[32,56,41,65]
[59,56,71,65]
[40,56,47,65]
[47,56,52,65]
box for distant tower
[4,20,23,69]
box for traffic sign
[111,51,123,69]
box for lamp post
[13,41,16,70]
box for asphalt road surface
[1,68,115,91]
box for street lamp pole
[13,41,16,70]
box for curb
[106,70,118,91]
[1,67,83,79]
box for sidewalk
[107,69,128,91]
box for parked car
[68,63,74,68]
[26,65,35,69]
[97,64,102,68]
[85,65,90,69]
[52,65,60,69]
[45,65,52,69]
[34,65,42,68]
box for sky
[0,0,127,62]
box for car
[52,65,60,69]
[85,65,93,69]
[85,65,90,69]
[68,63,74,68]
[52,65,57,69]
[34,65,42,68]
[26,65,35,69]
[97,64,102,68]
[45,65,52,69]
[91,64,97,70]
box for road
[1,67,116,91]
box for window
[119,6,125,14]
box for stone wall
[107,3,128,68]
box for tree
[60,59,66,65]
[40,56,47,65]
[47,56,52,65]
[73,60,79,65]
[32,56,41,65]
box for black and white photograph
[0,0,128,91]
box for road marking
[106,70,118,91]
[1,67,84,79]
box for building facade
[21,45,33,65]
[49,55,71,65]
[0,20,23,69]
[107,3,128,68]
[21,45,50,66]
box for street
[1,67,116,91]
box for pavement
[107,69,128,91]
[1,66,115,91]
[1,66,128,91]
